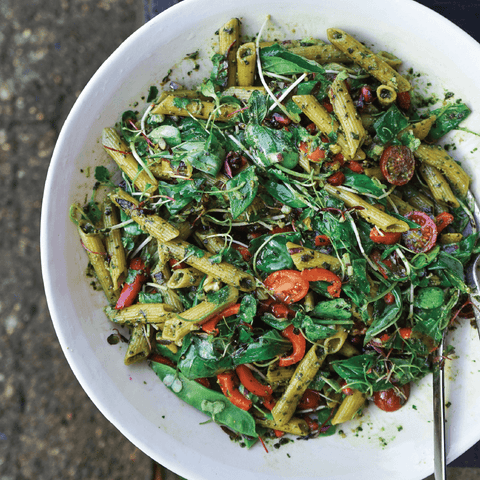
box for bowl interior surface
[41,1,480,479]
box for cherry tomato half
[379,145,415,186]
[263,270,309,304]
[402,211,438,253]
[373,383,411,412]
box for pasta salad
[70,17,479,448]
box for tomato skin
[345,160,364,173]
[397,91,411,110]
[263,270,309,304]
[399,327,412,339]
[374,383,411,412]
[380,145,415,186]
[435,212,454,233]
[315,234,331,247]
[402,211,438,253]
[384,292,395,304]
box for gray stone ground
[0,0,479,479]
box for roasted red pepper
[315,234,331,247]
[435,212,454,233]
[217,372,252,411]
[115,258,149,309]
[327,171,346,186]
[301,267,342,298]
[201,303,241,335]
[369,227,401,245]
[279,324,306,367]
[235,364,273,398]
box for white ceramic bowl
[41,1,480,478]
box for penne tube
[222,86,265,101]
[439,233,463,244]
[107,303,177,326]
[338,342,360,358]
[286,242,342,273]
[292,95,358,160]
[124,324,151,365]
[219,18,240,87]
[103,199,127,290]
[272,345,326,426]
[376,50,403,69]
[151,93,238,121]
[256,417,310,436]
[414,144,470,197]
[323,327,348,354]
[102,128,158,195]
[324,184,410,232]
[410,115,437,140]
[194,229,227,254]
[163,240,256,292]
[77,225,118,305]
[167,267,204,289]
[149,158,193,180]
[376,85,397,107]
[266,362,296,388]
[388,193,415,215]
[328,76,366,157]
[236,42,256,86]
[109,189,179,243]
[418,163,460,208]
[288,44,351,64]
[151,262,185,313]
[331,389,366,425]
[327,28,411,92]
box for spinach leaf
[157,178,205,215]
[312,298,352,320]
[428,103,471,140]
[373,105,409,144]
[244,123,298,168]
[119,209,144,235]
[246,90,269,124]
[249,232,302,273]
[428,251,469,293]
[343,171,386,198]
[149,125,182,146]
[263,175,308,208]
[232,329,291,365]
[226,166,258,219]
[260,44,326,75]
[210,53,228,88]
[292,311,337,342]
[364,287,403,343]
[238,294,257,324]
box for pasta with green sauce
[70,17,479,448]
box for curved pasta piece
[324,184,410,233]
[286,242,342,272]
[331,389,366,425]
[327,28,411,92]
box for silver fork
[433,191,480,480]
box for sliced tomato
[379,145,415,186]
[263,270,309,304]
[402,211,438,253]
[397,91,411,110]
[373,383,410,412]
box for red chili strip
[217,372,252,411]
[201,303,241,335]
[279,324,306,367]
[301,267,342,298]
[369,227,401,245]
[235,364,273,398]
[115,258,149,309]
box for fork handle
[433,339,447,480]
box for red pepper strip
[301,268,342,298]
[339,380,354,396]
[327,171,346,186]
[435,212,454,233]
[263,395,276,411]
[370,250,393,280]
[115,258,149,309]
[279,324,306,367]
[315,234,331,247]
[236,364,273,398]
[271,225,293,234]
[231,243,252,262]
[149,353,176,368]
[369,227,402,245]
[217,372,252,411]
[345,160,364,173]
[201,303,241,335]
[331,153,345,166]
[298,389,323,410]
[299,141,309,153]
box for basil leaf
[343,171,386,198]
[264,175,308,208]
[260,44,326,75]
[428,103,471,140]
[157,178,205,215]
[312,298,352,320]
[226,166,258,219]
[373,105,409,144]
